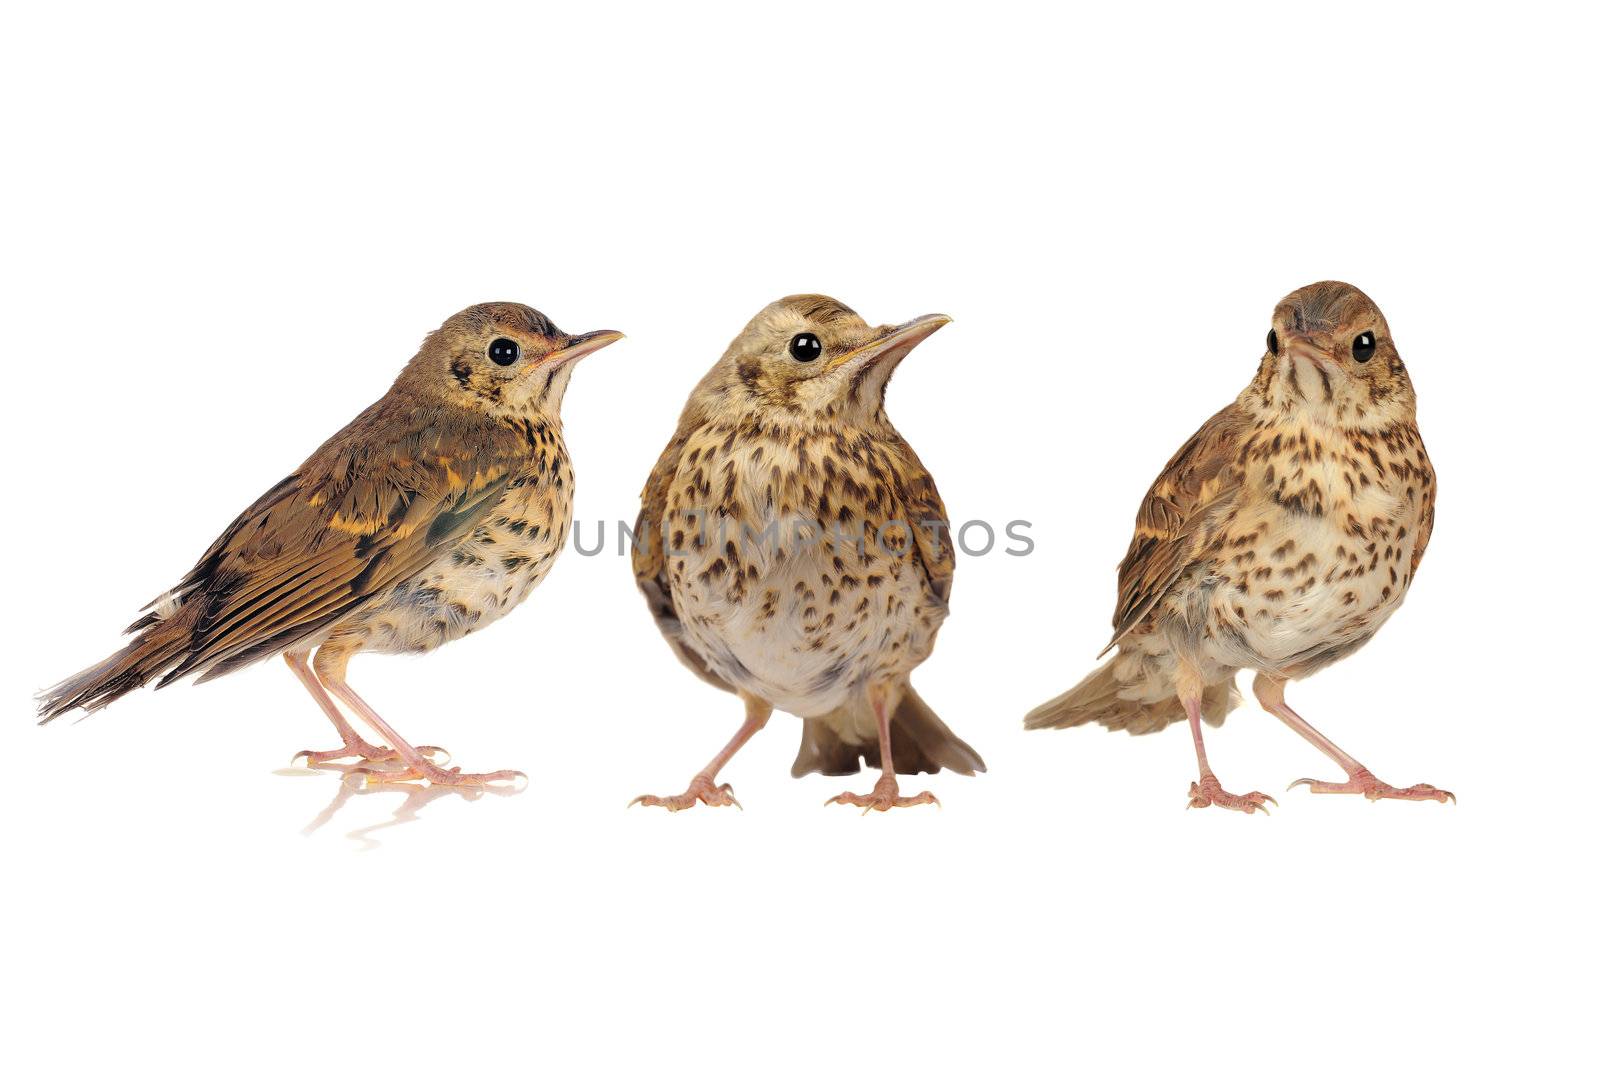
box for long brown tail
[791,683,986,778]
[35,616,194,724]
[1023,655,1239,735]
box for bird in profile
[631,295,984,812]
[37,302,622,786]
[1025,281,1449,812]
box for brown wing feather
[878,433,954,608]
[1104,404,1247,653]
[633,406,733,692]
[1408,430,1436,580]
[144,394,524,685]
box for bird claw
[291,743,450,769]
[1187,775,1275,814]
[629,776,742,811]
[1289,770,1454,804]
[344,763,525,792]
[824,779,940,813]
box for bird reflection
[277,758,522,848]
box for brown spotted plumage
[1026,281,1449,811]
[631,295,983,812]
[38,303,622,786]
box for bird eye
[488,337,521,366]
[1266,329,1279,355]
[1351,331,1376,363]
[788,332,823,362]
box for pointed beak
[1281,330,1338,372]
[548,329,624,365]
[825,314,952,372]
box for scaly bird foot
[345,761,526,791]
[825,775,939,814]
[1290,768,1454,803]
[292,741,449,768]
[1188,774,1276,814]
[629,774,741,811]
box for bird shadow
[273,760,522,849]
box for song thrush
[631,295,984,812]
[37,302,622,787]
[1025,281,1450,812]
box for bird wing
[633,407,734,692]
[1104,404,1247,653]
[138,396,524,684]
[878,433,955,608]
[1408,432,1436,580]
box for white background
[4,2,1594,1064]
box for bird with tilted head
[38,302,622,787]
[631,294,984,812]
[1025,281,1450,812]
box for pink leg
[1182,669,1275,814]
[1253,676,1454,803]
[284,652,448,767]
[311,650,522,789]
[826,682,940,813]
[632,694,772,811]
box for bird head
[1251,282,1415,426]
[691,295,950,424]
[400,302,622,416]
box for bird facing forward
[631,295,985,812]
[1025,281,1449,811]
[38,303,622,786]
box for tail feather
[791,683,986,778]
[35,621,192,725]
[1023,656,1239,735]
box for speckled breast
[662,423,938,716]
[1207,422,1431,676]
[352,444,574,656]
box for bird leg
[1182,670,1275,814]
[1253,676,1454,803]
[826,682,940,813]
[284,652,449,767]
[632,694,772,811]
[308,650,524,789]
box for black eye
[788,332,823,362]
[1351,331,1376,363]
[1266,329,1279,355]
[488,337,521,366]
